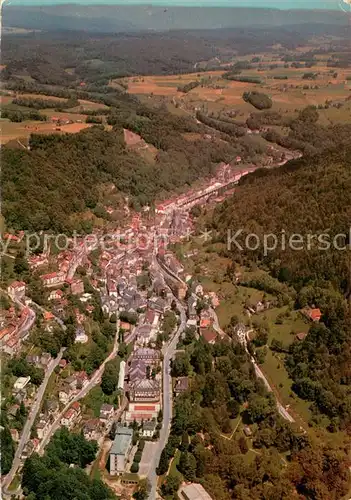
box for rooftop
[179,483,213,500]
[110,426,133,456]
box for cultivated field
[116,58,351,124]
[0,120,94,145]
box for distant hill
[3,5,348,32]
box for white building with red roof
[8,281,26,300]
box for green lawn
[258,307,309,346]
[169,450,183,479]
[8,474,21,491]
[262,349,312,425]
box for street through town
[2,348,65,494]
[147,258,187,500]
[38,318,120,453]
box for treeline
[223,73,262,84]
[156,338,350,499]
[195,111,246,137]
[177,81,199,93]
[263,107,351,156]
[243,91,272,110]
[246,110,290,130]
[12,96,79,110]
[2,108,47,122]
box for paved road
[38,319,120,453]
[253,360,294,423]
[2,348,65,493]
[240,332,295,423]
[147,259,187,499]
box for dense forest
[211,147,351,431]
[157,338,350,500]
[2,23,349,86]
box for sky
[7,0,341,8]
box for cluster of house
[245,299,272,315]
[0,281,36,355]
[83,403,116,442]
[154,161,257,216]
[186,284,222,345]
[59,369,89,405]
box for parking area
[138,441,158,476]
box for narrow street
[2,348,65,494]
[38,318,120,453]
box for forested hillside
[3,6,347,33]
[2,105,241,232]
[211,147,351,431]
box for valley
[1,15,351,500]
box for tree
[101,360,119,395]
[171,352,191,377]
[133,478,151,500]
[46,427,98,468]
[178,451,197,481]
[131,462,139,473]
[238,436,249,454]
[183,326,196,345]
[161,474,181,497]
[247,394,275,423]
[0,418,14,474]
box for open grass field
[0,119,94,145]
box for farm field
[0,92,111,144]
[0,119,94,145]
[117,61,351,124]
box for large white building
[109,426,133,476]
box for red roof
[200,318,212,329]
[3,233,19,241]
[0,328,11,340]
[145,310,155,324]
[201,329,217,343]
[71,402,81,411]
[6,337,18,347]
[310,308,322,321]
[9,281,26,289]
[63,409,75,419]
[41,272,59,280]
[134,405,156,411]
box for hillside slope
[213,147,351,293]
[3,6,348,32]
[211,147,351,430]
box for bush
[137,439,145,451]
[243,91,272,110]
[177,81,199,93]
[224,74,261,84]
[131,462,139,473]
